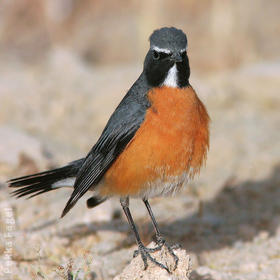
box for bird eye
[152,50,160,60]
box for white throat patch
[162,64,178,88]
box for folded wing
[61,75,150,217]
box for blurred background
[0,0,280,279]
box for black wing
[61,74,150,217]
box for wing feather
[61,74,150,217]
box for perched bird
[8,27,209,272]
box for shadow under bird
[8,27,210,272]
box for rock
[193,266,233,280]
[114,242,191,280]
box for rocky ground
[0,50,280,279]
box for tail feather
[11,181,57,198]
[8,158,84,199]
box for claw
[166,244,179,269]
[133,249,139,258]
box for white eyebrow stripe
[152,46,171,54]
[152,46,187,54]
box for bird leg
[120,197,170,272]
[142,199,180,269]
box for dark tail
[8,158,84,199]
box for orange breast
[101,86,209,197]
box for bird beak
[171,52,182,63]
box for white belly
[137,172,189,199]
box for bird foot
[133,243,170,272]
[133,240,180,272]
[133,243,163,258]
[158,238,180,270]
[155,235,180,268]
